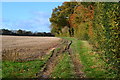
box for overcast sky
[1,2,63,32]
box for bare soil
[70,51,85,78]
[36,40,69,78]
[68,41,85,78]
[1,35,62,61]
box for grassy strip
[51,52,74,78]
[2,53,52,78]
[63,37,116,78]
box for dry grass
[1,35,62,61]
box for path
[36,39,85,78]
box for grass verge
[2,53,52,78]
[63,37,116,78]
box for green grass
[51,52,74,78]
[0,61,2,78]
[2,53,52,78]
[63,37,116,78]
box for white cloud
[1,11,51,32]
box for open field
[1,35,62,61]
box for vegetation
[49,37,117,78]
[0,29,54,37]
[2,60,44,78]
[51,52,74,78]
[2,52,52,78]
[50,2,119,78]
[66,37,116,78]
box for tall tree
[50,2,78,36]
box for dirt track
[1,36,62,61]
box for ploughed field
[2,35,62,61]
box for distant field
[1,35,62,61]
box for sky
[1,2,63,32]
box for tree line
[50,2,119,77]
[0,29,54,37]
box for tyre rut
[36,39,85,78]
[67,40,86,78]
[36,39,71,78]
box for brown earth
[68,41,85,78]
[36,40,71,78]
[1,35,62,61]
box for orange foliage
[69,14,77,28]
[69,4,94,38]
[75,5,94,22]
[88,22,93,38]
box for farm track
[69,48,85,78]
[36,40,69,78]
[66,40,85,78]
[36,39,85,78]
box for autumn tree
[50,2,78,36]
